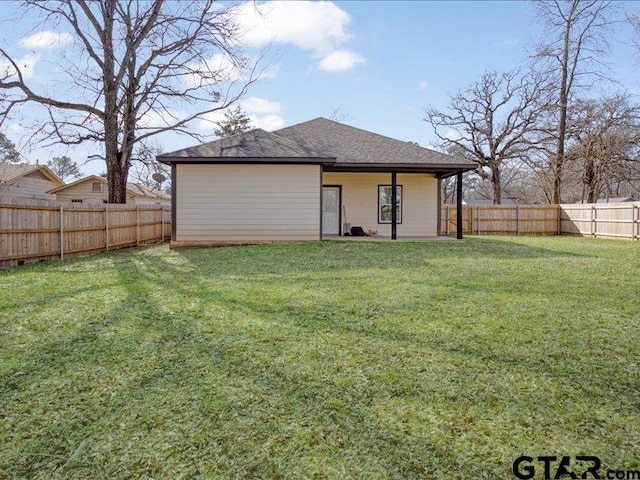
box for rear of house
[0,164,63,201]
[48,176,170,205]
[159,118,476,246]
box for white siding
[0,171,59,201]
[322,172,438,236]
[176,164,321,242]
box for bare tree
[0,0,262,202]
[46,155,81,181]
[534,0,615,203]
[129,140,170,192]
[328,107,353,123]
[566,95,640,203]
[425,70,549,204]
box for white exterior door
[322,186,340,235]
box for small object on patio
[342,205,351,235]
[366,229,378,236]
[350,226,366,236]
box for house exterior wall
[0,171,59,201]
[175,164,321,242]
[54,181,135,204]
[322,172,438,236]
[53,181,168,205]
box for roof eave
[156,156,337,166]
[325,162,477,174]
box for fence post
[515,205,520,235]
[105,204,109,251]
[161,207,165,242]
[59,204,64,260]
[633,204,638,240]
[136,206,140,246]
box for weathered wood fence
[441,202,640,240]
[0,197,171,268]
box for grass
[0,236,639,479]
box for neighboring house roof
[0,163,64,186]
[47,175,170,200]
[127,182,170,200]
[158,117,477,174]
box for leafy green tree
[214,106,253,137]
[0,132,20,163]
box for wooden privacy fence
[0,197,171,268]
[441,202,640,240]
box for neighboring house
[158,117,477,246]
[47,175,170,205]
[0,163,64,201]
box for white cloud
[7,124,23,134]
[198,110,227,130]
[318,49,365,72]
[241,97,282,114]
[139,108,189,129]
[19,31,73,49]
[418,81,428,91]
[237,1,351,52]
[442,129,463,141]
[0,53,39,80]
[249,114,284,131]
[185,53,252,87]
[236,1,365,73]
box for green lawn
[1,236,639,479]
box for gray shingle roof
[275,118,474,167]
[158,118,477,171]
[160,128,332,160]
[0,163,40,181]
[0,163,63,185]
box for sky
[1,0,639,177]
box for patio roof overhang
[324,162,476,176]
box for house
[47,175,170,205]
[158,118,477,247]
[0,163,64,200]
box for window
[70,199,83,203]
[378,185,402,223]
[91,182,103,192]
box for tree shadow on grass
[1,239,631,479]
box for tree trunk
[491,164,502,204]
[106,156,129,203]
[553,16,571,205]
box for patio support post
[391,171,397,240]
[456,171,463,240]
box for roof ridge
[283,117,445,154]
